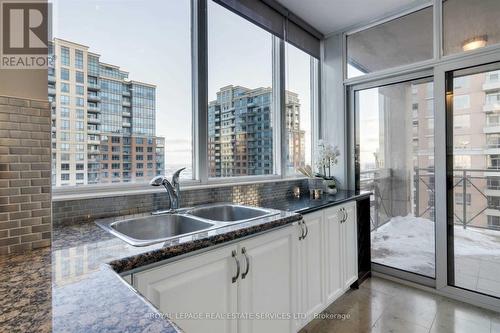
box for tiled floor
[299,276,500,333]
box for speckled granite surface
[1,206,301,332]
[0,190,367,333]
[262,189,371,214]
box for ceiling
[276,0,428,35]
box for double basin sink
[96,204,279,246]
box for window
[60,95,70,105]
[60,120,70,130]
[75,133,85,142]
[60,68,69,81]
[208,0,275,177]
[284,42,316,175]
[347,6,433,78]
[51,0,319,189]
[61,83,70,93]
[486,92,500,105]
[75,49,83,69]
[455,192,471,205]
[488,216,500,229]
[443,0,500,55]
[75,121,84,131]
[454,114,470,129]
[76,71,84,83]
[489,155,500,170]
[357,78,435,277]
[61,174,70,181]
[76,109,84,119]
[61,46,70,66]
[60,132,70,141]
[60,107,70,118]
[61,163,70,171]
[453,95,470,109]
[76,85,84,95]
[454,155,471,169]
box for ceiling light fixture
[462,35,488,52]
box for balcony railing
[361,167,500,232]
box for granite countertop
[262,189,371,214]
[0,190,368,332]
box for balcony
[87,117,100,124]
[87,105,101,113]
[48,87,56,96]
[87,94,101,102]
[483,123,500,134]
[48,75,56,83]
[122,100,131,107]
[122,111,131,117]
[483,81,500,91]
[87,83,100,91]
[87,128,99,135]
[366,167,500,284]
[122,90,131,97]
[122,122,131,128]
[483,103,500,113]
[87,138,100,145]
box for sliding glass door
[355,77,436,279]
[447,63,500,298]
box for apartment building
[208,85,305,177]
[48,39,165,186]
[411,70,500,229]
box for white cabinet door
[133,245,238,333]
[323,206,344,304]
[237,226,297,333]
[298,211,324,328]
[341,202,358,289]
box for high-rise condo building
[208,85,305,177]
[48,39,165,187]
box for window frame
[52,0,319,199]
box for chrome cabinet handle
[303,221,309,239]
[342,208,346,223]
[232,250,240,283]
[241,247,250,279]
[344,209,348,223]
[298,220,305,240]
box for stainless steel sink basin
[186,204,277,223]
[96,204,281,246]
[97,214,214,246]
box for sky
[52,0,314,171]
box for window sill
[51,176,307,202]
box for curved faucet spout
[150,168,185,212]
[172,168,186,188]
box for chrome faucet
[149,168,185,213]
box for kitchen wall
[52,179,308,226]
[321,33,348,188]
[0,96,52,254]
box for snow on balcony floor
[372,215,500,297]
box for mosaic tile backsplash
[52,179,308,226]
